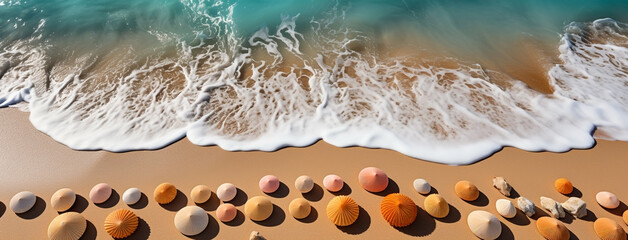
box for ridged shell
[594,218,627,240]
[104,209,138,238]
[244,196,273,221]
[595,191,620,209]
[154,182,177,204]
[554,178,573,195]
[289,198,312,219]
[358,167,388,193]
[467,210,502,240]
[327,196,359,226]
[380,193,417,227]
[536,216,570,240]
[455,180,479,201]
[48,212,86,240]
[424,194,449,218]
[51,188,76,212]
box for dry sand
[0,107,626,239]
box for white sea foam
[0,5,627,164]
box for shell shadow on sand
[302,183,324,202]
[337,206,370,235]
[253,205,285,227]
[129,192,149,210]
[64,194,88,213]
[396,206,435,237]
[187,214,219,240]
[17,196,46,219]
[160,190,188,212]
[95,189,119,209]
[121,217,150,240]
[79,220,97,240]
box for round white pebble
[122,188,142,205]
[413,179,431,194]
[10,191,36,214]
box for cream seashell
[495,199,516,218]
[174,206,209,236]
[295,175,314,193]
[467,210,502,240]
[47,212,86,240]
[191,185,212,204]
[413,179,431,194]
[217,183,237,202]
[51,188,76,212]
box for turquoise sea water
[1,0,627,164]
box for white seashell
[561,197,587,218]
[217,183,237,202]
[495,199,517,218]
[10,191,36,214]
[122,188,142,205]
[295,175,314,193]
[517,197,535,217]
[540,196,565,218]
[413,179,431,194]
[492,177,512,197]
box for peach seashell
[295,175,314,193]
[536,216,570,240]
[358,167,389,193]
[323,175,344,192]
[455,180,479,201]
[47,212,86,240]
[154,182,177,204]
[51,188,76,212]
[10,191,36,214]
[554,178,573,195]
[624,210,628,225]
[174,206,208,236]
[216,203,237,222]
[104,209,138,239]
[380,193,417,227]
[594,218,627,240]
[217,183,237,202]
[467,210,502,240]
[289,198,312,219]
[424,194,449,218]
[191,185,212,204]
[122,188,141,205]
[595,191,620,209]
[244,196,274,221]
[259,175,280,193]
[89,183,112,204]
[327,195,359,226]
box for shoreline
[0,107,626,239]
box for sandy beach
[0,107,626,239]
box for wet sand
[0,107,626,239]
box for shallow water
[0,0,627,164]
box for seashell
[259,175,280,193]
[413,179,431,194]
[492,177,512,197]
[517,197,535,217]
[595,191,620,209]
[624,210,628,225]
[295,175,314,193]
[47,212,86,240]
[289,198,312,219]
[467,210,502,240]
[10,191,36,214]
[217,183,237,202]
[561,197,587,218]
[154,182,177,204]
[51,188,76,212]
[424,194,449,218]
[244,196,274,221]
[455,180,480,201]
[174,206,208,236]
[323,175,344,192]
[540,197,565,218]
[554,178,573,195]
[536,216,570,240]
[250,231,266,240]
[216,203,237,222]
[594,218,627,240]
[104,209,138,238]
[89,183,112,204]
[327,195,359,226]
[358,167,389,193]
[190,185,212,204]
[495,199,516,218]
[380,193,417,227]
[122,188,141,205]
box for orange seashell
[154,182,177,204]
[594,218,627,240]
[624,210,628,225]
[536,216,570,240]
[554,178,573,195]
[424,194,449,218]
[327,196,359,226]
[380,193,417,227]
[104,209,139,239]
[455,180,479,201]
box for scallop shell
[424,194,449,218]
[455,180,479,201]
[595,191,620,209]
[259,175,280,193]
[104,209,139,239]
[536,216,570,240]
[327,195,359,226]
[10,191,36,214]
[122,188,141,205]
[244,196,274,221]
[289,198,312,219]
[191,185,212,204]
[154,182,177,204]
[467,210,502,240]
[295,175,314,193]
[217,183,237,202]
[174,206,208,236]
[216,203,237,222]
[358,167,389,193]
[89,183,112,204]
[495,199,516,218]
[51,188,76,212]
[594,218,627,240]
[380,193,417,227]
[323,175,344,192]
[554,178,573,195]
[413,179,431,194]
[48,212,86,240]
